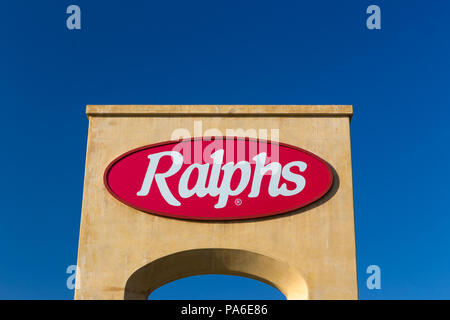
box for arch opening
[148,274,286,300]
[124,248,308,300]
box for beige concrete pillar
[75,105,357,300]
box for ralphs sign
[104,137,333,220]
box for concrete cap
[86,105,353,119]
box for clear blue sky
[0,0,449,299]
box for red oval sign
[104,137,333,220]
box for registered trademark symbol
[234,198,242,206]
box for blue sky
[0,0,449,299]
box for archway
[148,274,286,299]
[124,248,308,300]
